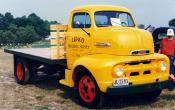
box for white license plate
[113,78,129,86]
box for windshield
[94,11,135,27]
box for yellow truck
[5,5,171,107]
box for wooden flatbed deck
[4,48,67,66]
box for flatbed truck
[4,5,171,107]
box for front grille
[122,59,160,77]
[143,70,151,75]
[130,72,139,76]
[114,59,167,85]
[127,60,151,65]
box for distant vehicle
[152,27,175,52]
[44,36,51,41]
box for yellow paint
[60,69,74,87]
[72,53,169,92]
[50,5,170,93]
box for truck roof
[71,5,130,13]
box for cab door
[66,11,92,69]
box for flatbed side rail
[4,48,67,66]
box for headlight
[160,63,166,71]
[115,68,124,77]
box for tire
[14,58,30,85]
[76,73,103,108]
[140,90,162,101]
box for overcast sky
[0,0,174,27]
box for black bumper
[106,80,172,95]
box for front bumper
[106,80,172,95]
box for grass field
[0,40,50,49]
[1,48,175,109]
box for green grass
[40,105,50,110]
[31,40,50,48]
[0,40,50,49]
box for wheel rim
[17,63,23,80]
[79,76,96,103]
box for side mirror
[75,21,80,25]
[75,21,83,28]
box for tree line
[0,12,58,44]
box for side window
[158,33,167,40]
[85,14,91,28]
[72,12,91,28]
[119,13,128,26]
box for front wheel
[76,74,103,108]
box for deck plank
[11,48,51,59]
[4,48,67,66]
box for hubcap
[17,63,23,80]
[79,76,96,103]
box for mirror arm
[75,21,90,36]
[81,28,90,36]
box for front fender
[73,53,169,93]
[73,54,119,92]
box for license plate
[113,78,129,86]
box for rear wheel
[14,58,30,84]
[76,74,103,108]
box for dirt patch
[1,50,175,110]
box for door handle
[95,42,111,47]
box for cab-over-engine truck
[5,5,171,107]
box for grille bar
[126,60,151,65]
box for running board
[59,79,73,87]
[59,69,74,87]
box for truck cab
[61,5,170,107]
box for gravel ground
[1,50,175,110]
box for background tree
[0,12,58,44]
